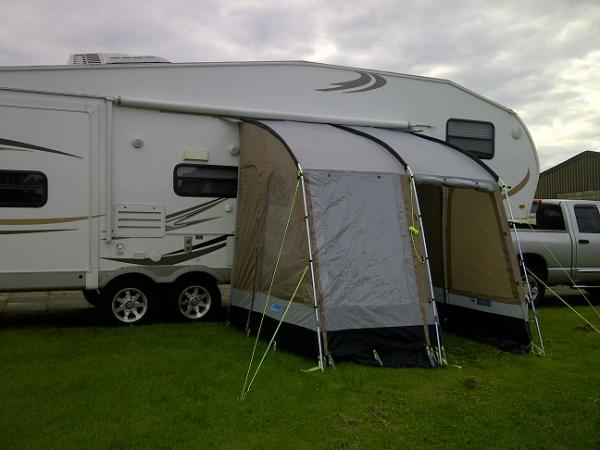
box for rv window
[446,119,494,159]
[0,170,47,207]
[174,164,238,198]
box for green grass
[0,306,599,449]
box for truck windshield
[574,205,600,233]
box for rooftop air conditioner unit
[68,53,171,65]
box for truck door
[0,92,102,290]
[572,203,600,284]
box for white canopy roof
[257,120,498,191]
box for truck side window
[536,205,565,230]
[0,170,47,207]
[173,164,238,198]
[574,205,600,233]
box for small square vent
[69,53,104,65]
[113,203,165,238]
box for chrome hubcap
[178,286,211,319]
[112,288,148,323]
[523,275,539,302]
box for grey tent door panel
[307,169,430,331]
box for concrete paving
[0,286,232,327]
[0,284,594,328]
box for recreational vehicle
[0,54,539,335]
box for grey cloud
[0,0,598,169]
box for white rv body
[0,59,538,216]
[0,89,238,296]
[0,58,539,324]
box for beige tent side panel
[260,163,314,305]
[232,124,270,293]
[446,188,521,304]
[400,177,431,303]
[415,184,446,289]
[493,189,525,300]
[232,123,313,305]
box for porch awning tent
[229,120,530,368]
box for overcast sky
[1,0,598,170]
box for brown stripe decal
[166,198,226,231]
[0,214,103,225]
[0,229,77,234]
[316,71,372,92]
[0,138,82,159]
[163,234,229,256]
[102,242,227,266]
[345,73,387,94]
[507,169,530,197]
[316,71,387,94]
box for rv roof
[0,60,509,114]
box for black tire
[584,288,600,300]
[99,278,156,325]
[82,290,102,308]
[522,264,546,307]
[171,276,221,321]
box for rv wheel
[172,277,221,321]
[101,279,155,325]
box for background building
[535,151,600,200]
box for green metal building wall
[536,151,600,200]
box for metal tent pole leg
[298,165,325,370]
[499,179,545,354]
[407,167,445,366]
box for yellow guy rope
[241,264,309,399]
[240,177,301,399]
[525,222,600,320]
[527,269,600,335]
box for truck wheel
[100,279,155,325]
[584,288,600,300]
[82,290,101,308]
[172,277,221,321]
[523,266,545,307]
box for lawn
[0,305,598,449]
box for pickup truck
[512,199,600,305]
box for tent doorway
[417,183,531,350]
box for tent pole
[499,179,545,354]
[297,164,325,371]
[406,167,445,366]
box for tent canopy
[230,120,530,368]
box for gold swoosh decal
[508,169,530,197]
[0,215,103,225]
[103,242,227,266]
[0,229,77,234]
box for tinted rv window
[446,119,495,159]
[174,164,238,198]
[574,205,600,233]
[0,170,47,207]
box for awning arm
[116,96,414,129]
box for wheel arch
[101,272,157,290]
[174,270,219,287]
[522,253,548,279]
[99,266,227,289]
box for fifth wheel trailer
[0,54,539,327]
